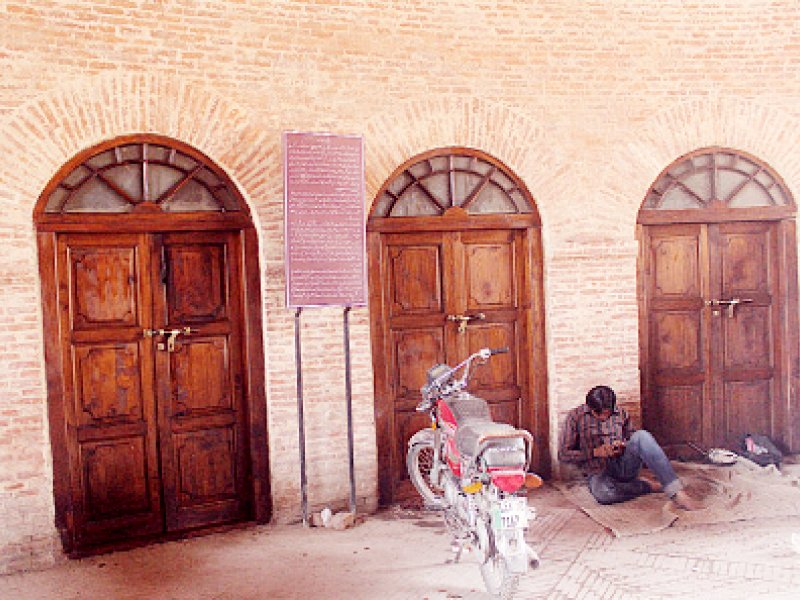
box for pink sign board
[283,132,367,307]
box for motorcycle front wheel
[480,552,520,600]
[406,440,444,509]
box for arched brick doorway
[35,134,270,554]
[637,147,799,455]
[367,147,549,505]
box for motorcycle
[406,347,541,599]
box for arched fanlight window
[42,139,243,214]
[371,148,535,218]
[642,148,794,211]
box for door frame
[638,214,799,454]
[34,135,271,554]
[367,209,551,505]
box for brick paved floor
[1,485,799,599]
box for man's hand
[592,444,614,458]
[593,441,626,458]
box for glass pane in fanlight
[61,165,91,188]
[716,168,747,204]
[145,144,171,163]
[469,182,517,214]
[387,171,412,199]
[754,169,775,189]
[372,194,393,217]
[393,187,440,217]
[407,160,431,180]
[509,190,532,213]
[452,171,481,206]
[452,155,474,172]
[492,169,513,191]
[85,150,116,170]
[772,186,789,207]
[105,164,143,202]
[753,170,787,206]
[667,161,693,180]
[727,180,773,208]
[172,151,198,171]
[658,186,702,210]
[146,164,184,203]
[216,187,240,212]
[427,155,448,173]
[63,177,131,212]
[193,167,223,189]
[44,187,69,212]
[642,191,662,209]
[714,152,737,170]
[117,144,141,162]
[680,170,711,202]
[422,173,449,207]
[692,153,713,169]
[162,179,219,212]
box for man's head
[586,385,616,420]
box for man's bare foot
[672,489,703,511]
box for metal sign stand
[284,131,365,524]
[343,306,357,514]
[294,307,309,526]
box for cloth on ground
[555,458,800,537]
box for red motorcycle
[407,347,541,599]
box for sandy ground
[2,484,800,600]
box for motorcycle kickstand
[527,544,541,569]
[450,540,465,563]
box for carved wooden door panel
[154,231,249,530]
[457,230,530,428]
[56,231,249,547]
[642,222,783,450]
[56,233,163,548]
[378,231,448,503]
[712,222,782,447]
[375,229,533,502]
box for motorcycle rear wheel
[480,552,520,599]
[406,440,444,508]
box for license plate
[492,498,527,530]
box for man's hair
[585,385,616,413]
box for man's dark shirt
[558,404,633,473]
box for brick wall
[2,0,800,573]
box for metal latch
[447,313,486,334]
[143,327,192,351]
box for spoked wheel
[480,551,520,600]
[406,439,444,509]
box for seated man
[558,385,702,510]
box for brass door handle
[447,313,486,334]
[705,298,753,318]
[143,327,192,351]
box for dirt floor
[1,483,800,599]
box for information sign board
[283,132,367,307]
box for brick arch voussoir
[364,97,567,221]
[0,70,279,226]
[604,97,800,232]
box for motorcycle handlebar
[417,347,510,411]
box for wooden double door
[370,225,547,503]
[640,221,794,452]
[50,230,250,550]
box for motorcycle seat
[442,392,492,424]
[456,421,524,461]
